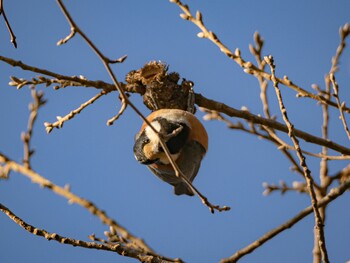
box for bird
[133,109,208,196]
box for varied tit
[133,109,208,196]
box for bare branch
[57,26,76,45]
[0,203,182,263]
[22,87,46,168]
[0,55,119,91]
[0,0,17,48]
[56,0,141,130]
[262,180,308,196]
[329,73,350,140]
[316,82,331,263]
[265,55,329,263]
[170,0,350,114]
[329,164,350,185]
[106,98,128,126]
[0,153,154,253]
[329,23,350,75]
[319,83,330,187]
[9,75,89,90]
[249,32,271,119]
[220,178,350,263]
[44,90,110,133]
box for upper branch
[0,0,17,48]
[1,53,349,155]
[170,0,350,114]
[0,55,118,92]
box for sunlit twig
[0,0,17,48]
[329,73,350,140]
[265,55,329,263]
[22,87,46,168]
[44,90,110,133]
[170,0,350,113]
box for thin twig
[250,32,271,119]
[0,55,118,92]
[22,87,46,168]
[44,90,110,133]
[55,0,130,120]
[315,82,330,262]
[265,55,329,263]
[247,33,317,179]
[328,164,350,184]
[329,23,350,75]
[319,23,350,191]
[262,127,350,160]
[262,180,308,196]
[319,83,330,190]
[220,177,350,263]
[9,75,93,90]
[0,203,182,263]
[55,0,155,139]
[0,0,17,48]
[329,73,350,140]
[106,99,128,126]
[170,0,350,114]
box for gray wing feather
[148,141,206,196]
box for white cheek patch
[143,120,182,164]
[145,121,161,153]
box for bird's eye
[143,138,150,144]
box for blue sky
[0,1,349,263]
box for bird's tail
[174,183,194,196]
